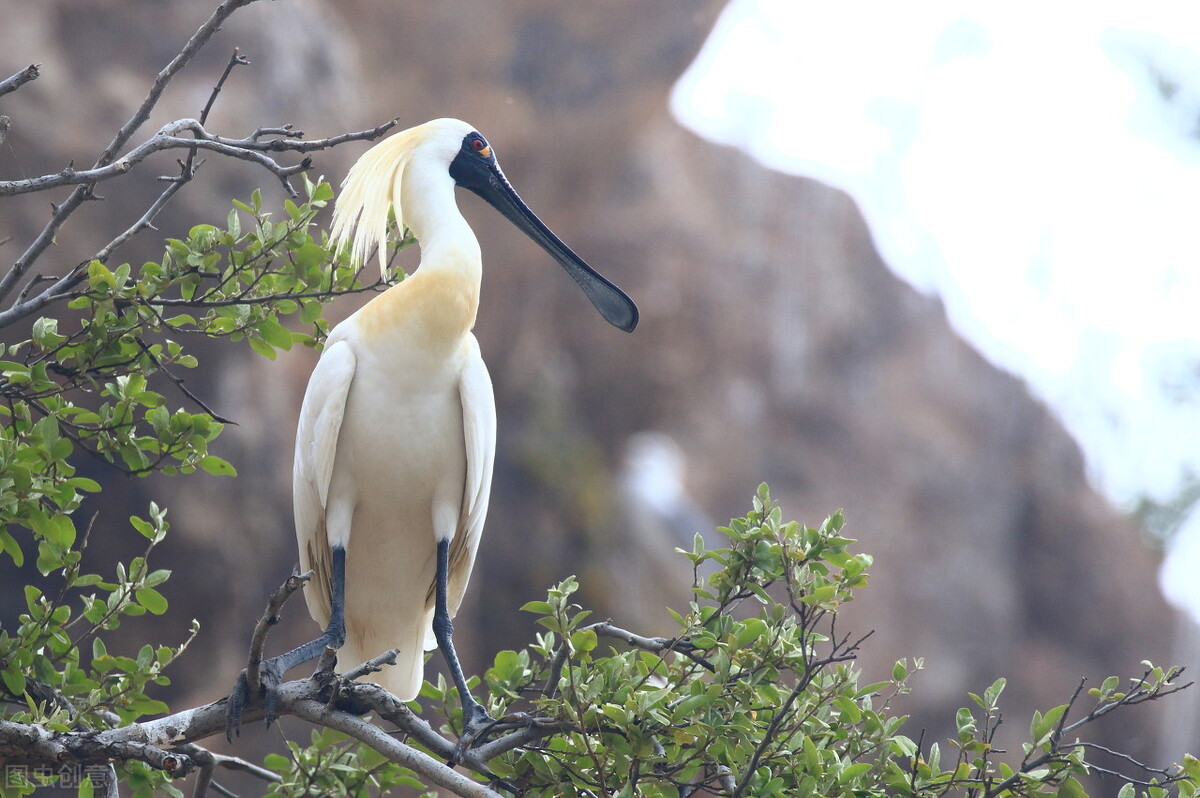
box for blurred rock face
[1,0,1177,767]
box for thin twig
[0,64,40,99]
[0,118,399,198]
[174,743,282,788]
[0,0,262,305]
[134,337,234,424]
[342,649,400,681]
[586,620,715,673]
[1074,741,1176,779]
[243,569,313,695]
[96,0,258,170]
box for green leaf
[32,316,67,348]
[41,514,76,548]
[257,317,294,351]
[248,334,278,360]
[570,628,598,654]
[520,600,553,615]
[2,665,26,696]
[136,588,168,615]
[130,515,156,540]
[1031,703,1067,744]
[839,762,873,784]
[1182,753,1200,783]
[1,529,25,567]
[198,455,237,477]
[1056,777,1088,798]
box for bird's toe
[448,702,498,765]
[224,659,286,741]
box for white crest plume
[328,126,425,280]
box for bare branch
[341,648,400,681]
[173,742,281,798]
[0,0,262,305]
[284,696,504,798]
[0,64,40,98]
[0,118,398,199]
[0,718,194,776]
[95,0,258,169]
[242,569,313,699]
[586,620,715,673]
[0,673,505,796]
[213,117,400,153]
[198,51,250,131]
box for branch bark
[0,676,507,798]
[0,119,398,199]
[0,0,263,305]
[0,64,40,99]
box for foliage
[0,179,1194,796]
[0,177,395,796]
[247,486,1199,798]
[1,2,1197,792]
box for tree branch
[0,0,263,305]
[0,119,399,199]
[284,696,503,798]
[242,568,313,700]
[0,64,40,99]
[587,620,715,673]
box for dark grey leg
[433,538,495,761]
[226,546,346,739]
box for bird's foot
[449,701,499,765]
[224,658,284,742]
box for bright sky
[670,0,1200,620]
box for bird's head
[330,118,638,333]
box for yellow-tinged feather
[329,125,427,280]
[356,269,479,347]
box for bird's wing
[294,337,358,626]
[432,334,496,613]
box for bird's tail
[336,606,436,701]
[329,125,425,280]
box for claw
[260,659,284,727]
[224,671,249,742]
[449,701,498,765]
[224,658,285,741]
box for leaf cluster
[0,181,398,796]
[269,485,1198,798]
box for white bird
[226,118,637,750]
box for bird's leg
[225,547,347,740]
[433,538,496,763]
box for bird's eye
[470,137,492,158]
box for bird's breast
[356,266,480,353]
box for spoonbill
[226,118,637,751]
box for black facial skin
[449,132,638,333]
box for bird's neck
[364,166,481,345]
[402,161,482,284]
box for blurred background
[2,0,1197,792]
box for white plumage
[280,117,634,719]
[295,119,495,699]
